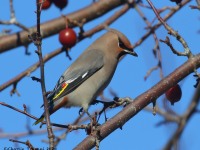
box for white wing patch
[67,77,78,83]
[63,71,88,85]
[82,72,88,79]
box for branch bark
[34,0,54,147]
[0,0,126,53]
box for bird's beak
[124,49,138,57]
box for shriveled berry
[170,0,182,4]
[53,0,68,10]
[165,84,182,105]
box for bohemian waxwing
[34,29,137,125]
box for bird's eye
[118,40,126,49]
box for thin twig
[144,106,179,123]
[35,0,54,147]
[0,102,68,128]
[146,0,192,58]
[9,0,15,19]
[160,36,185,56]
[0,127,63,139]
[79,3,131,41]
[133,0,191,48]
[189,5,200,9]
[9,139,35,149]
[0,0,29,31]
[54,112,85,146]
[0,48,63,92]
[134,4,163,80]
[144,66,159,80]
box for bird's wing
[43,49,104,107]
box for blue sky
[0,0,200,149]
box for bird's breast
[66,60,118,108]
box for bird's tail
[34,98,63,125]
[33,115,44,125]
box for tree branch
[79,3,131,40]
[146,0,192,58]
[33,0,55,148]
[133,0,191,48]
[0,0,127,53]
[0,48,63,92]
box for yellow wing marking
[34,116,44,125]
[53,83,68,100]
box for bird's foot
[85,112,100,135]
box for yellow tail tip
[33,116,44,125]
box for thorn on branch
[10,82,20,96]
[78,26,85,41]
[31,76,41,82]
[28,32,42,46]
[68,18,86,41]
[23,104,27,113]
[34,50,40,55]
[152,101,156,115]
[193,74,200,88]
[62,47,72,60]
[24,45,31,55]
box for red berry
[165,84,182,105]
[52,0,68,10]
[59,28,77,48]
[40,0,52,10]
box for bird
[34,29,138,125]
